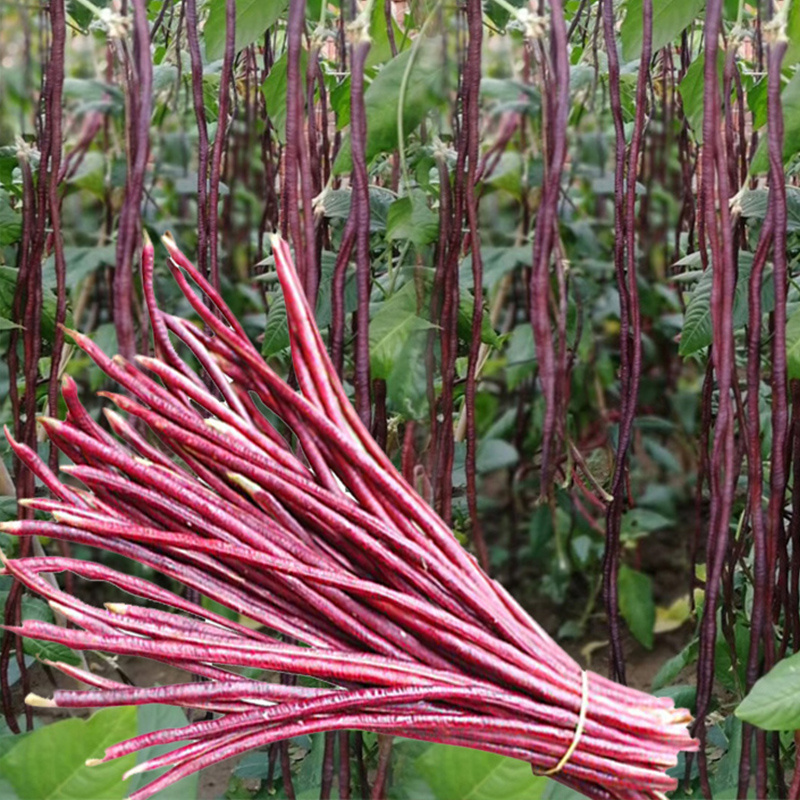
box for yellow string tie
[533,669,589,777]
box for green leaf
[620,0,705,62]
[787,0,800,67]
[333,37,446,174]
[751,70,800,173]
[505,324,536,391]
[0,192,21,246]
[386,191,439,246]
[618,565,655,649]
[412,743,547,800]
[620,508,674,541]
[677,52,725,143]
[739,187,800,231]
[261,49,309,143]
[127,705,199,799]
[788,306,800,379]
[370,283,436,380]
[714,618,749,693]
[42,245,117,291]
[0,316,21,331]
[65,151,106,198]
[204,0,289,62]
[386,330,430,419]
[262,252,357,357]
[322,187,394,232]
[736,650,800,730]
[0,592,82,667]
[365,0,406,69]
[710,717,743,796]
[0,706,136,800]
[457,290,501,348]
[653,684,697,712]
[476,439,519,474]
[679,252,773,356]
[262,290,289,357]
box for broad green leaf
[679,252,774,356]
[677,52,725,143]
[42,245,117,291]
[736,650,800,730]
[262,49,309,142]
[65,151,106,198]
[710,717,743,796]
[370,283,436,380]
[476,439,519,474]
[788,0,800,67]
[386,191,439,245]
[322,187,394,232]
[620,0,705,62]
[541,783,587,800]
[788,306,800,379]
[739,187,800,231]
[262,252,357,357]
[505,324,536,391]
[457,290,501,348]
[262,290,289,357]
[618,564,655,649]
[654,684,697,712]
[0,316,20,330]
[0,267,74,343]
[751,70,800,173]
[413,743,547,800]
[620,508,674,541]
[204,0,289,62]
[386,331,430,419]
[714,618,749,693]
[0,147,19,187]
[365,0,406,69]
[0,706,136,800]
[0,592,82,667]
[0,192,21,246]
[127,705,199,799]
[333,37,447,174]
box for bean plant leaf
[678,52,725,143]
[370,283,436,380]
[42,245,117,291]
[787,0,800,67]
[788,306,800,379]
[126,705,200,799]
[0,192,21,246]
[262,290,289,357]
[333,37,447,174]
[476,439,519,474]
[618,565,655,649]
[620,0,705,62]
[457,290,502,348]
[620,508,674,542]
[736,650,800,730]
[0,592,82,667]
[386,191,439,245]
[0,706,136,800]
[751,70,800,172]
[262,49,309,143]
[204,0,289,62]
[411,742,548,800]
[679,252,774,356]
[738,187,800,230]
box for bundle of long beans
[1,235,695,799]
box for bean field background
[0,0,799,797]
